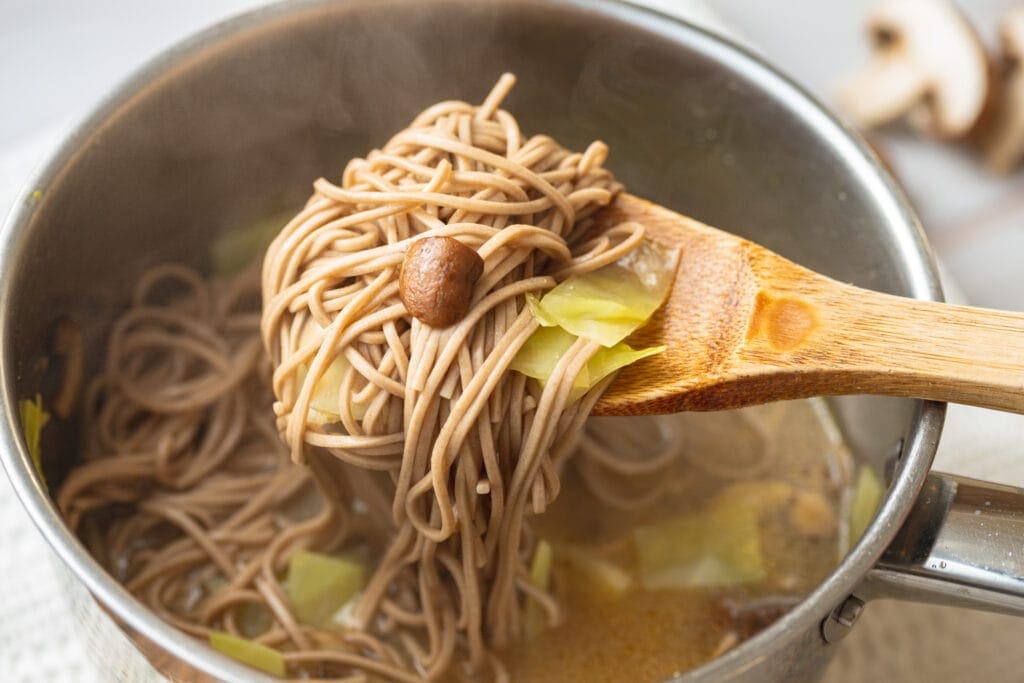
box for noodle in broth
[260,73,647,675]
[55,75,858,682]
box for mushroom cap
[399,236,484,328]
[839,0,991,139]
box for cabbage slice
[528,240,678,347]
[295,319,370,426]
[530,539,554,589]
[509,326,578,384]
[286,550,365,628]
[510,325,663,400]
[524,540,554,639]
[211,211,293,275]
[586,343,666,387]
[209,631,286,677]
[297,355,354,425]
[18,394,49,487]
[848,466,884,543]
[560,545,633,598]
[633,482,794,590]
[512,239,674,395]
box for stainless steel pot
[3,1,1023,681]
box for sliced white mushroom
[983,7,1024,173]
[838,0,991,139]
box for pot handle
[857,472,1024,615]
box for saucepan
[3,0,1023,680]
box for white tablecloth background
[4,1,1024,681]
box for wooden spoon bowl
[594,193,1024,416]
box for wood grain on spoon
[593,193,1024,416]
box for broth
[498,400,855,682]
[54,261,870,683]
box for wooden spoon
[592,193,1024,416]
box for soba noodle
[58,75,685,681]
[58,265,441,681]
[260,73,657,673]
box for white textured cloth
[3,2,1024,682]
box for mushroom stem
[983,7,1024,173]
[839,56,929,128]
[984,71,1024,173]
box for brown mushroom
[400,236,484,328]
[838,0,992,139]
[983,7,1024,173]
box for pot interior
[2,0,937,679]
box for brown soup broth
[498,399,853,682]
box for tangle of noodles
[58,265,433,681]
[260,73,654,677]
[58,74,687,682]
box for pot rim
[0,0,946,680]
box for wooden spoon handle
[740,277,1024,412]
[591,194,1024,416]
